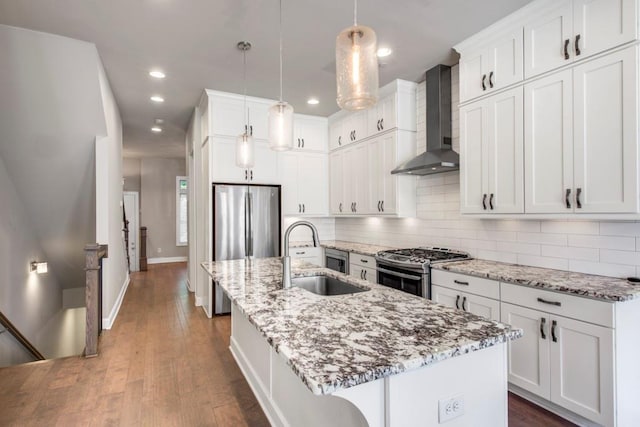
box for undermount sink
[291,276,369,296]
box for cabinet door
[348,111,368,143]
[353,143,370,214]
[298,153,328,215]
[573,0,637,59]
[247,101,270,141]
[524,69,574,213]
[431,285,462,310]
[487,28,524,91]
[329,151,345,214]
[487,86,524,213]
[250,144,279,184]
[381,133,398,214]
[549,316,614,425]
[362,266,377,283]
[460,100,489,213]
[368,137,384,213]
[210,97,246,138]
[210,138,246,183]
[465,293,501,321]
[380,94,397,132]
[459,49,489,103]
[501,303,551,399]
[524,1,573,78]
[279,152,299,215]
[343,146,357,214]
[294,115,328,152]
[329,119,343,151]
[573,47,638,213]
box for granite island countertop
[434,259,640,302]
[290,240,395,257]
[201,257,522,395]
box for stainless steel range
[375,247,470,298]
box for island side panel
[386,342,508,427]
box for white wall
[336,66,640,279]
[95,55,129,329]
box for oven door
[326,255,346,274]
[377,264,428,297]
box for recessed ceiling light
[150,95,164,103]
[155,118,165,124]
[151,126,162,133]
[307,98,319,105]
[149,70,166,79]
[377,47,392,58]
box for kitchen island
[202,258,522,427]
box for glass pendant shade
[235,132,255,168]
[268,101,294,151]
[336,24,379,111]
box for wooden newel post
[140,226,148,271]
[85,244,108,358]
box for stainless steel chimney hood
[391,64,459,175]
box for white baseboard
[102,274,130,330]
[195,295,203,307]
[186,277,194,293]
[147,256,187,264]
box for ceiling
[0,0,532,158]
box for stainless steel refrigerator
[212,183,281,314]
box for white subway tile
[541,221,599,235]
[517,232,567,246]
[541,245,599,261]
[517,255,569,271]
[599,221,640,236]
[477,230,517,242]
[600,249,640,266]
[568,235,636,251]
[496,241,541,255]
[476,250,518,264]
[458,239,497,250]
[637,237,640,251]
[569,260,636,278]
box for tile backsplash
[335,66,640,279]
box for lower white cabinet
[432,285,501,321]
[289,247,323,267]
[279,152,328,216]
[501,288,615,426]
[349,254,377,283]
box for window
[176,176,188,246]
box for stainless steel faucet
[282,220,320,288]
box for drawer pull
[551,320,558,342]
[363,270,367,280]
[462,296,468,311]
[360,259,368,264]
[295,251,305,255]
[540,317,546,339]
[455,295,460,309]
[454,279,469,286]
[537,297,561,307]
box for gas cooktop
[375,247,470,267]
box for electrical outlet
[157,247,162,254]
[438,394,464,423]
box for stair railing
[84,243,108,357]
[0,311,45,361]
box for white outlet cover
[438,394,464,423]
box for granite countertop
[434,259,640,302]
[290,240,395,257]
[201,258,522,395]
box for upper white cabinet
[525,47,638,213]
[459,28,524,103]
[460,86,524,214]
[293,114,328,152]
[367,94,397,136]
[525,0,638,78]
[208,94,271,140]
[210,137,278,184]
[279,152,328,216]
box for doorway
[123,191,140,272]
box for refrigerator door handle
[245,191,253,257]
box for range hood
[391,64,459,175]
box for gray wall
[141,158,188,259]
[123,157,141,194]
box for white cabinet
[293,114,328,152]
[367,94,396,136]
[525,47,638,213]
[501,300,614,425]
[208,95,270,140]
[329,151,345,214]
[279,152,328,216]
[460,86,524,214]
[289,247,323,266]
[210,137,278,184]
[343,143,369,214]
[328,120,343,151]
[459,28,524,103]
[341,111,367,145]
[349,254,376,283]
[368,133,398,214]
[430,270,501,321]
[524,0,637,78]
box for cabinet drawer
[290,247,323,265]
[350,254,376,269]
[500,283,614,327]
[431,270,500,300]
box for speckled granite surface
[201,257,522,395]
[290,240,394,256]
[435,259,640,302]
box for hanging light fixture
[336,0,379,111]
[236,41,255,168]
[268,0,294,151]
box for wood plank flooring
[0,262,575,426]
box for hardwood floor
[0,262,575,426]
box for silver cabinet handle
[376,267,421,281]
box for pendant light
[336,0,379,111]
[268,0,294,151]
[236,41,255,168]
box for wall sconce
[30,261,48,274]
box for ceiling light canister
[307,98,320,105]
[336,0,379,111]
[150,95,164,103]
[377,47,392,57]
[149,70,166,79]
[151,126,162,133]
